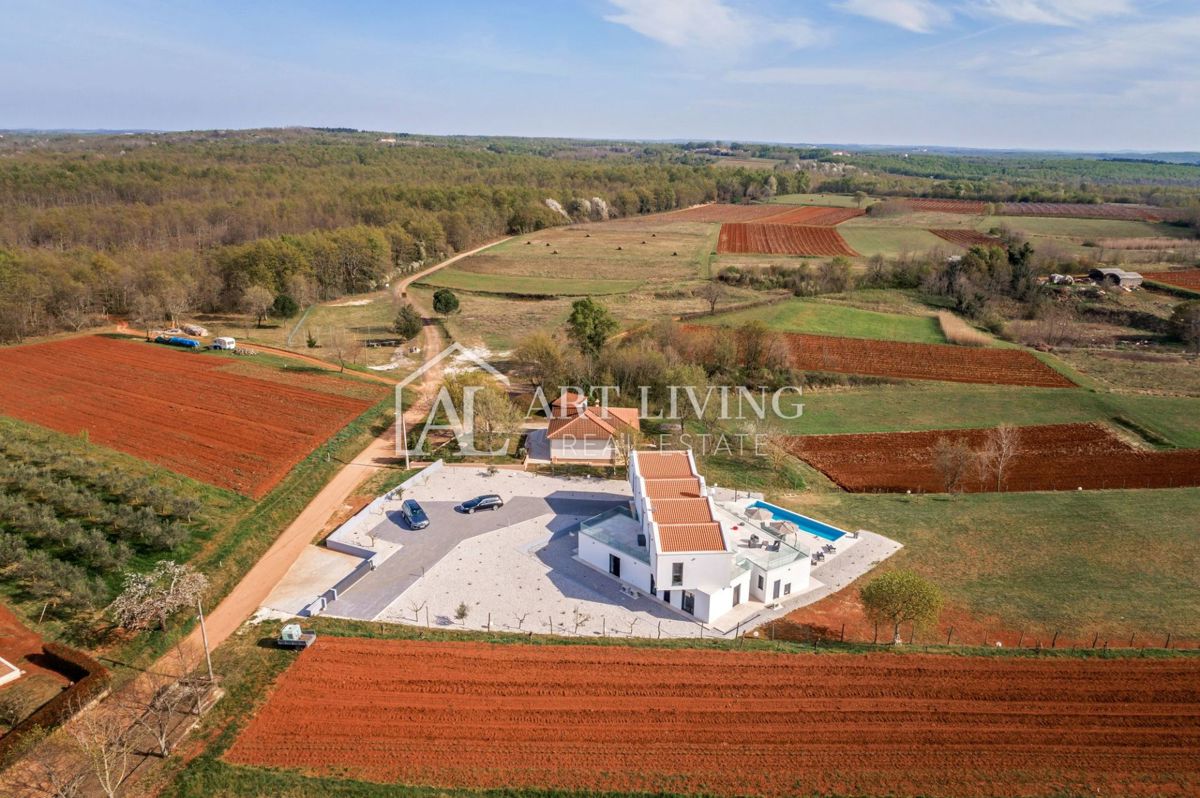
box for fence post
[602,617,606,637]
[1051,629,1059,648]
[487,613,491,633]
[657,620,662,639]
[1091,633,1099,649]
[1017,630,1024,648]
[1129,634,1135,648]
[840,623,845,643]
[1165,632,1172,649]
[873,622,879,645]
[946,627,954,646]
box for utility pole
[399,389,411,470]
[197,600,214,683]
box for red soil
[906,198,989,214]
[669,204,798,223]
[787,422,1200,493]
[929,228,1005,248]
[0,336,379,498]
[225,637,1200,797]
[0,603,68,689]
[774,330,1075,387]
[758,206,865,226]
[717,223,858,256]
[1146,269,1200,291]
[999,202,1187,222]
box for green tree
[271,293,300,318]
[860,570,943,645]
[1170,301,1200,354]
[566,297,618,359]
[432,288,460,315]
[393,305,424,340]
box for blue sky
[2,0,1197,150]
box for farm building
[577,450,819,624]
[549,391,588,417]
[545,406,638,465]
[1089,268,1143,288]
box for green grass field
[839,226,954,257]
[981,216,1191,241]
[697,298,945,343]
[782,488,1200,639]
[416,269,641,296]
[781,381,1200,447]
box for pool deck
[720,498,864,567]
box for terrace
[578,506,648,564]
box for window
[671,562,683,586]
[662,590,671,604]
[732,584,741,606]
[681,591,695,615]
[757,574,764,590]
[784,583,792,596]
[636,533,646,547]
[609,554,621,578]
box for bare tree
[240,285,275,328]
[109,561,209,633]
[696,281,726,315]
[10,729,89,798]
[933,437,975,495]
[157,283,193,328]
[68,702,134,798]
[123,651,206,759]
[572,606,591,635]
[976,424,1021,491]
[513,611,530,631]
[327,326,362,372]
[129,292,162,340]
[408,599,427,624]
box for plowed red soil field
[999,202,1186,222]
[225,638,1200,797]
[788,422,1200,493]
[906,198,989,214]
[1147,269,1200,291]
[718,223,858,256]
[929,228,1005,248]
[0,336,379,497]
[669,204,797,222]
[735,328,1074,387]
[758,206,865,226]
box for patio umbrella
[775,520,800,540]
[745,506,773,523]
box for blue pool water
[748,501,846,541]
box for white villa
[577,449,823,624]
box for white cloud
[996,14,1200,78]
[971,0,1134,26]
[603,0,815,50]
[837,0,952,33]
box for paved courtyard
[288,466,902,638]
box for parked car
[457,494,504,513]
[399,499,429,530]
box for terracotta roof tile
[649,497,714,525]
[643,478,703,499]
[635,451,694,479]
[658,523,726,553]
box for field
[668,204,797,222]
[224,637,1200,798]
[771,193,869,208]
[696,298,946,343]
[717,223,857,256]
[982,215,1189,242]
[929,228,1004,248]
[1146,268,1200,291]
[839,226,955,257]
[906,198,988,214]
[686,325,1074,387]
[756,206,865,226]
[415,269,641,296]
[789,422,1200,493]
[0,336,380,498]
[998,202,1187,222]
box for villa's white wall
[653,550,731,595]
[579,535,652,594]
[760,556,811,603]
[551,437,614,463]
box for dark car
[399,499,429,530]
[458,494,504,513]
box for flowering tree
[109,561,208,632]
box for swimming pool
[748,501,847,542]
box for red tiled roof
[650,497,714,525]
[636,451,693,479]
[546,407,638,440]
[643,478,703,499]
[658,523,726,553]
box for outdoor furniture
[749,533,759,548]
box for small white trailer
[212,337,236,350]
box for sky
[1,0,1197,151]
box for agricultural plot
[905,198,989,214]
[687,325,1074,387]
[415,269,641,296]
[929,229,1004,248]
[999,202,1187,222]
[982,215,1189,242]
[1146,268,1200,292]
[771,193,869,208]
[718,223,857,256]
[789,422,1200,493]
[697,298,945,344]
[668,204,797,223]
[838,226,953,257]
[226,638,1200,798]
[0,337,380,498]
[757,206,865,226]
